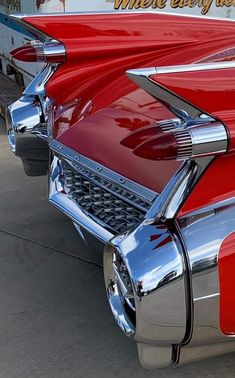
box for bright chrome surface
[128,62,235,77]
[146,157,212,221]
[24,64,57,96]
[48,139,158,236]
[6,95,42,134]
[11,11,235,22]
[5,94,49,156]
[50,139,157,204]
[171,123,228,160]
[104,222,188,344]
[49,141,210,226]
[104,250,135,337]
[42,41,66,62]
[49,156,114,243]
[127,68,203,119]
[61,159,149,234]
[190,123,228,157]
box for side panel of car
[219,232,235,335]
[178,200,235,343]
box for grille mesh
[61,160,151,234]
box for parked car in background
[4,11,235,369]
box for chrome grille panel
[61,159,152,234]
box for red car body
[5,12,235,368]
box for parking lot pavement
[0,115,234,378]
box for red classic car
[4,11,235,369]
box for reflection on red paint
[218,232,235,335]
[133,132,178,161]
[10,45,38,62]
[179,154,235,217]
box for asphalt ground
[0,115,234,377]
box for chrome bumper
[48,145,189,368]
[5,65,56,176]
[48,140,235,368]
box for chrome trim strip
[8,14,51,42]
[24,64,58,96]
[127,69,202,119]
[126,64,235,120]
[10,12,235,23]
[156,61,235,73]
[194,293,219,302]
[130,62,235,77]
[145,158,208,221]
[49,139,158,203]
[49,157,114,243]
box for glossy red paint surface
[10,45,38,62]
[133,131,178,160]
[54,89,180,192]
[150,69,235,149]
[219,232,235,335]
[23,13,235,108]
[179,154,235,217]
[23,13,235,206]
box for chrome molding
[108,224,188,344]
[10,12,235,23]
[126,64,235,120]
[50,139,157,204]
[145,157,212,222]
[24,64,58,96]
[129,62,235,77]
[127,68,203,119]
[8,14,52,42]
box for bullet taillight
[10,41,66,64]
[121,118,181,149]
[134,123,228,161]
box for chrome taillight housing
[10,41,65,64]
[133,122,228,161]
